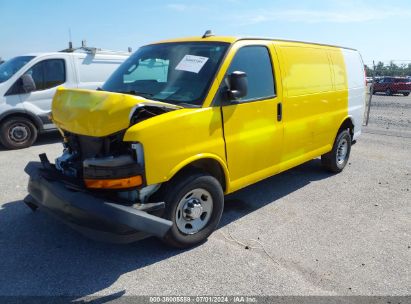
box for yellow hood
[51,88,181,137]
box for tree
[364,61,411,77]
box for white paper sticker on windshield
[175,55,209,73]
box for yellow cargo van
[24,33,366,247]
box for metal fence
[363,60,411,136]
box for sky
[1,0,410,65]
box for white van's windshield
[0,56,35,83]
[102,42,229,106]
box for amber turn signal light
[84,175,143,189]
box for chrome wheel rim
[9,124,30,143]
[175,188,213,235]
[336,138,348,165]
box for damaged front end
[24,88,181,242]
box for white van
[0,49,130,149]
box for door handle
[277,102,282,122]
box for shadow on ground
[34,131,62,146]
[0,159,331,299]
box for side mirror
[227,71,248,101]
[21,74,36,93]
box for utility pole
[364,60,375,126]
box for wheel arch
[0,109,43,131]
[337,116,355,140]
[167,154,230,193]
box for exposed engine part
[129,105,173,125]
[83,155,136,168]
[109,184,161,207]
[64,131,130,161]
[55,149,78,177]
[83,155,142,180]
[117,190,139,203]
[131,142,144,167]
[55,130,135,178]
[137,183,161,204]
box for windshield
[102,42,229,106]
[0,56,35,83]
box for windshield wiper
[118,90,154,98]
[172,102,200,108]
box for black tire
[386,88,392,96]
[0,117,38,149]
[161,171,224,248]
[403,92,410,96]
[321,129,351,173]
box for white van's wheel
[321,129,351,173]
[0,117,38,149]
[161,171,224,248]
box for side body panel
[74,53,127,90]
[274,42,349,173]
[341,49,366,140]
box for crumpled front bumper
[24,162,172,243]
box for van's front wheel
[321,129,351,173]
[0,117,38,149]
[161,172,224,248]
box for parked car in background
[372,76,411,96]
[0,48,130,149]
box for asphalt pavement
[365,91,411,137]
[0,128,409,298]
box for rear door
[218,41,283,189]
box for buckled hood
[51,88,181,137]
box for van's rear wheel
[161,171,224,248]
[0,117,38,149]
[321,129,351,173]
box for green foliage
[365,61,411,77]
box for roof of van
[151,36,357,51]
[22,50,130,58]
